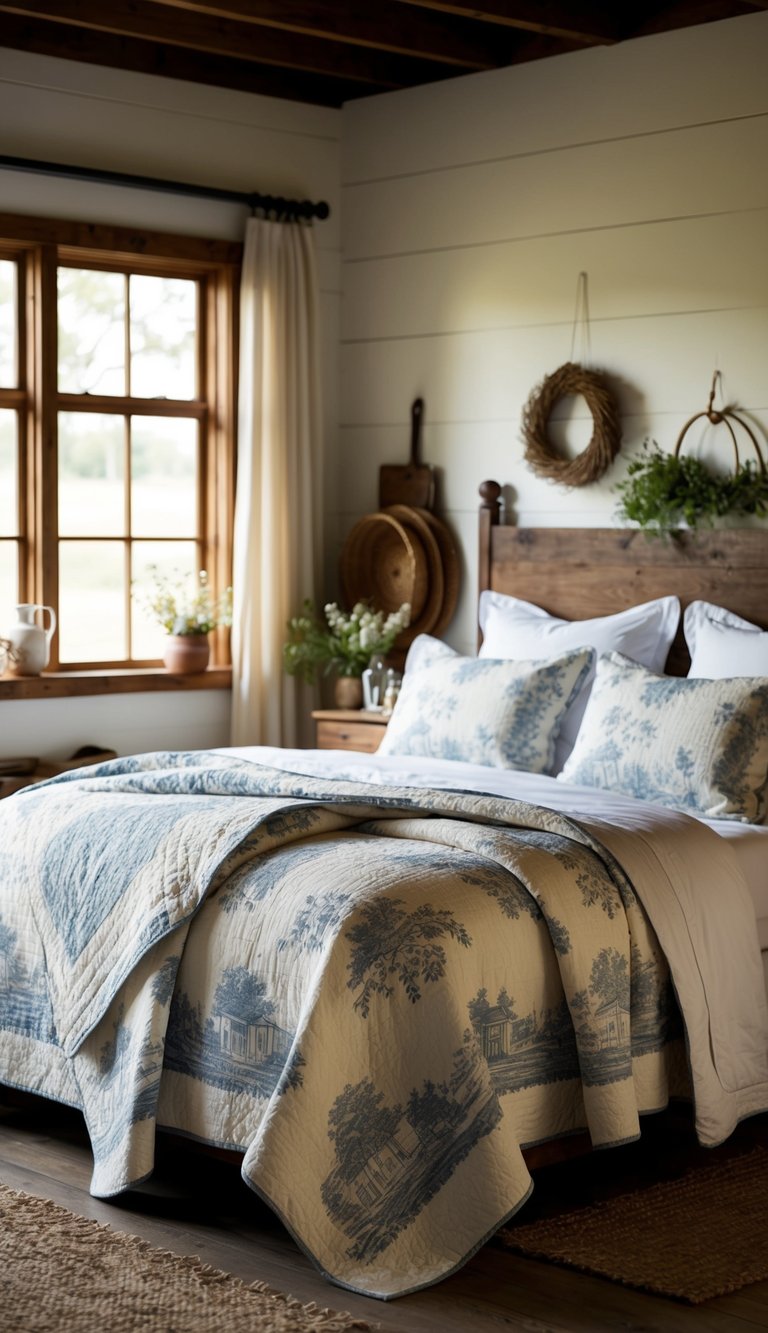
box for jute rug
[497,1143,768,1304]
[0,1183,371,1332]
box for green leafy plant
[616,440,768,536]
[142,567,233,636]
[283,600,411,683]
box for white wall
[0,49,341,756]
[0,690,231,760]
[338,12,768,655]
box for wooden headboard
[477,480,768,675]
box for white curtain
[230,216,323,747]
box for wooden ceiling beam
[0,2,757,109]
[500,28,592,63]
[147,0,506,69]
[389,0,621,45]
[623,0,758,35]
[0,0,471,86]
[0,12,374,104]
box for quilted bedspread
[0,751,767,1298]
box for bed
[1,481,767,1301]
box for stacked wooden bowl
[340,504,460,647]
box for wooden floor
[1,1094,768,1333]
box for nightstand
[312,709,389,753]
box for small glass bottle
[382,669,402,716]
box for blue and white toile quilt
[0,750,766,1298]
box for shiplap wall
[338,11,768,656]
[0,49,341,757]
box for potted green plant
[283,599,410,708]
[142,568,233,673]
[616,440,768,537]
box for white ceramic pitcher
[7,604,56,676]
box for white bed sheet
[218,747,768,945]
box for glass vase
[362,654,387,710]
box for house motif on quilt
[594,994,631,1049]
[352,1116,421,1208]
[322,1035,501,1263]
[216,1011,291,1067]
[476,999,536,1060]
[466,987,580,1092]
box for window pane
[0,541,18,630]
[0,260,17,388]
[130,275,196,399]
[59,413,125,537]
[59,541,126,662]
[131,417,197,537]
[131,541,198,660]
[58,268,126,395]
[0,409,18,535]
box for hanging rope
[569,270,592,366]
[522,273,622,487]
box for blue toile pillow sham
[558,651,768,822]
[378,638,595,772]
[478,591,680,772]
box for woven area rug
[497,1144,768,1304]
[0,1184,371,1333]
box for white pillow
[379,640,595,773]
[559,652,768,823]
[685,601,768,679]
[478,592,681,771]
[402,633,456,675]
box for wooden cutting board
[379,398,435,510]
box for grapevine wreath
[522,360,622,487]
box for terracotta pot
[163,633,210,674]
[334,674,363,709]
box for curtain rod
[0,154,330,221]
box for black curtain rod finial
[248,192,330,222]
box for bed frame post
[478,480,502,650]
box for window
[0,216,238,677]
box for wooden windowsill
[0,666,232,700]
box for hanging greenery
[616,440,768,536]
[617,373,768,536]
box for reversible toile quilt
[0,751,766,1298]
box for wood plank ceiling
[0,1,765,106]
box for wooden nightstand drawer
[312,710,388,753]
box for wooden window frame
[0,213,240,695]
[0,243,29,611]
